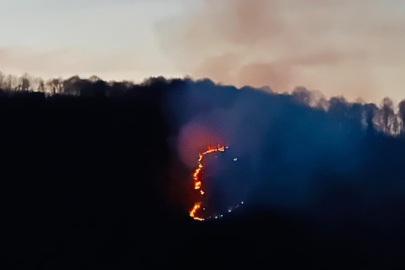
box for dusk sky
[5,2,405,268]
[1,0,405,102]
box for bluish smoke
[163,78,405,233]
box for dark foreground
[3,78,405,269]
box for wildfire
[189,202,204,221]
[188,145,244,221]
[189,145,227,221]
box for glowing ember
[189,145,226,221]
[189,202,204,221]
[188,145,244,221]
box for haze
[1,0,405,103]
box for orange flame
[189,145,227,221]
[189,202,204,221]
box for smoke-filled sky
[2,0,405,102]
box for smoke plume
[157,0,405,102]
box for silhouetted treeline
[1,71,403,136]
[2,72,405,269]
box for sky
[1,0,405,103]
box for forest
[2,72,405,269]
